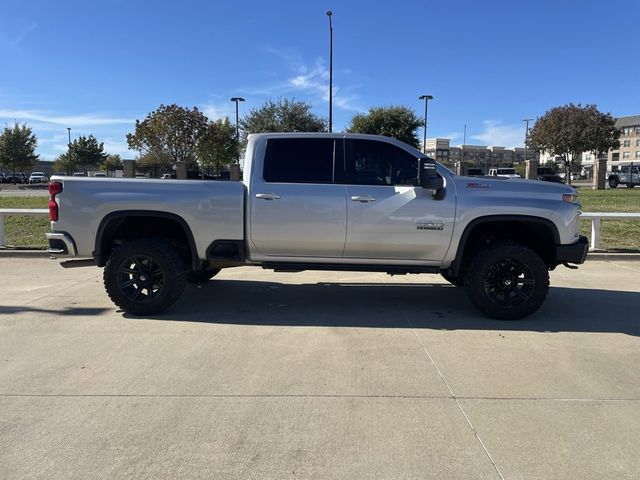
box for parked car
[536,167,564,184]
[0,173,5,183]
[160,173,176,179]
[608,165,639,188]
[47,132,588,320]
[93,172,107,178]
[466,168,484,176]
[72,172,86,177]
[5,173,27,184]
[488,168,521,178]
[29,172,48,184]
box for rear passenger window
[264,138,334,183]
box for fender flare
[93,210,199,268]
[450,215,561,277]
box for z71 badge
[417,223,444,231]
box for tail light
[49,181,63,221]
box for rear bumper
[555,235,589,264]
[46,232,77,257]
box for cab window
[345,139,418,186]
[263,138,334,183]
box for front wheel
[103,238,187,315]
[609,177,619,188]
[464,241,549,320]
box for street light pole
[67,127,72,175]
[326,10,333,133]
[523,118,533,163]
[230,97,245,163]
[418,95,433,154]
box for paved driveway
[1,257,639,479]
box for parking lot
[1,256,639,479]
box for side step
[261,262,440,275]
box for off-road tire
[609,177,619,188]
[103,238,187,315]
[464,241,549,320]
[187,268,221,283]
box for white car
[488,168,521,178]
[28,172,48,184]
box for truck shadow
[130,279,640,337]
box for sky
[1,0,639,160]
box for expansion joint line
[400,306,506,480]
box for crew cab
[46,133,588,320]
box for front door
[343,139,455,262]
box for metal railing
[580,212,640,251]
[0,208,639,253]
[0,208,48,247]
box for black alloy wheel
[104,238,186,315]
[464,241,549,320]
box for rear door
[343,139,455,262]
[249,137,347,257]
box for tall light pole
[326,10,333,133]
[523,118,533,163]
[418,95,433,154]
[230,97,245,163]
[67,127,72,175]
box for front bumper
[555,235,589,265]
[46,232,77,256]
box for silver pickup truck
[47,133,588,320]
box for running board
[261,262,440,275]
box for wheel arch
[93,210,199,269]
[450,215,560,277]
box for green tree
[198,118,239,174]
[53,152,77,174]
[126,104,208,169]
[102,154,123,173]
[527,104,620,185]
[71,135,107,173]
[0,123,39,176]
[346,106,423,149]
[241,98,326,138]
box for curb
[586,252,640,261]
[0,249,51,258]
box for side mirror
[418,157,444,191]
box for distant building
[535,115,640,174]
[425,138,536,172]
[609,115,640,167]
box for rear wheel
[104,238,187,315]
[464,241,549,320]
[626,183,634,189]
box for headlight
[562,192,579,204]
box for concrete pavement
[0,258,639,479]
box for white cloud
[239,49,364,113]
[6,22,38,47]
[0,109,134,127]
[471,121,526,147]
[200,101,235,121]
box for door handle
[350,195,376,203]
[255,193,281,200]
